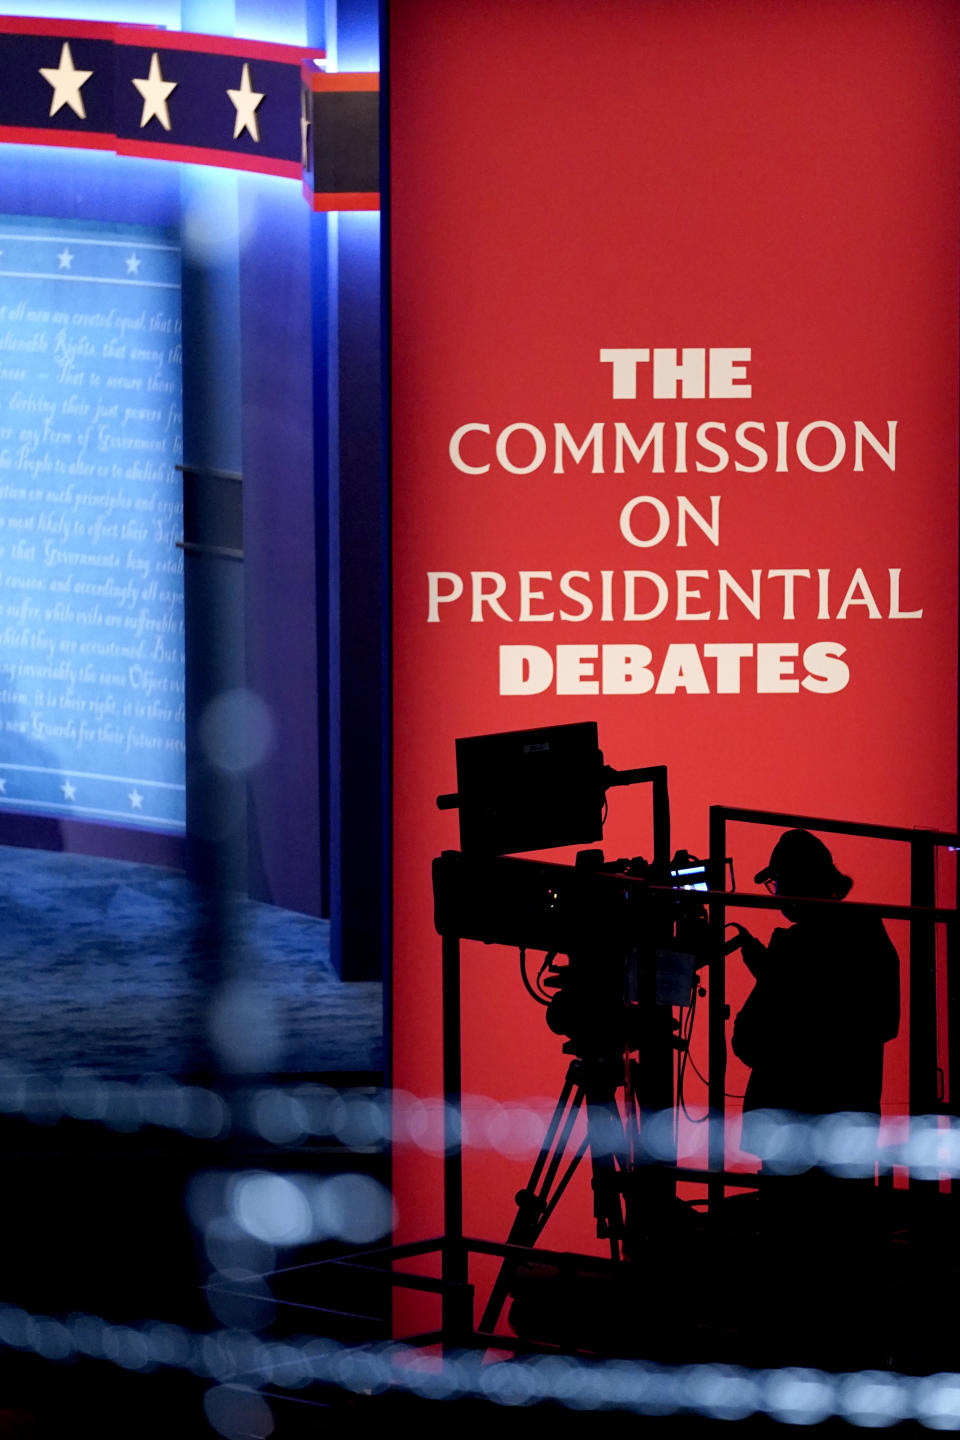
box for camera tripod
[478,1047,660,1335]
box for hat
[754,828,836,885]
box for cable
[683,1045,744,1101]
[536,950,558,1000]
[677,925,747,1106]
[519,948,549,1006]
[688,1048,746,1100]
[678,984,708,1123]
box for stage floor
[0,846,382,1079]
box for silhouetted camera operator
[731,828,900,1161]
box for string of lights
[0,1067,954,1179]
[0,1301,958,1428]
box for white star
[227,62,264,143]
[125,253,141,275]
[57,248,73,270]
[39,41,93,121]
[0,777,7,795]
[61,780,77,802]
[128,789,143,811]
[300,85,310,169]
[132,52,177,133]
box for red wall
[389,0,959,1324]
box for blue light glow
[324,0,379,72]
[235,0,309,48]
[2,2,316,49]
[0,145,181,230]
[182,0,234,37]
[1,1,181,24]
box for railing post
[910,835,938,1191]
[708,806,728,1219]
[441,930,468,1339]
[949,881,960,1119]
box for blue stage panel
[0,213,185,832]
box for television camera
[433,721,731,1332]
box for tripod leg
[526,1066,584,1212]
[584,1096,630,1260]
[478,1065,586,1335]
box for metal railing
[706,806,960,1214]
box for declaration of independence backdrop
[390,0,959,1308]
[0,214,184,832]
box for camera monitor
[449,721,605,856]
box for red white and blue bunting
[0,17,379,209]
